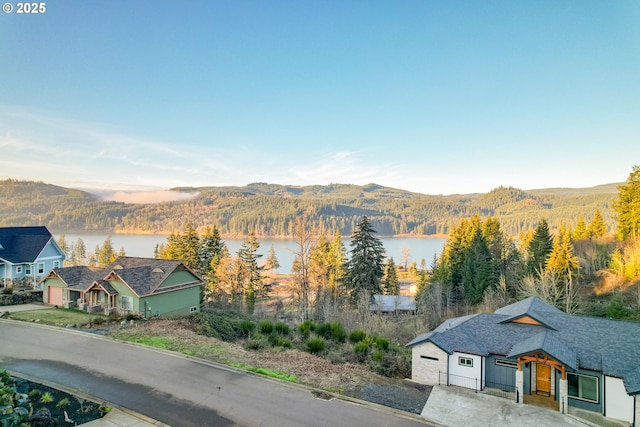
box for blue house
[0,226,66,289]
[408,297,640,425]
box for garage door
[48,286,63,306]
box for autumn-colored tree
[573,216,589,240]
[587,209,607,239]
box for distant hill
[0,179,620,237]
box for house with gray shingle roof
[407,297,640,425]
[0,226,66,289]
[41,256,203,317]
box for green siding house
[42,257,202,317]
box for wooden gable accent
[512,315,542,326]
[517,352,566,380]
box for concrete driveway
[0,303,49,313]
[422,386,595,427]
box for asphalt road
[0,320,431,426]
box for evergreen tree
[587,208,608,239]
[238,232,263,313]
[461,227,495,304]
[546,229,578,280]
[613,165,640,240]
[199,225,225,277]
[265,244,280,273]
[181,222,200,272]
[383,257,399,295]
[526,219,553,274]
[57,235,70,261]
[97,236,116,267]
[573,216,589,240]
[344,216,385,303]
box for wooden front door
[536,363,551,396]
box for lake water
[55,233,446,273]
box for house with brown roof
[0,226,66,288]
[41,256,203,317]
[407,297,640,425]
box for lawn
[7,308,107,326]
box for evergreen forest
[0,179,618,238]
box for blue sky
[1,1,639,197]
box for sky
[1,1,639,199]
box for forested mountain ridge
[0,179,619,237]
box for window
[189,306,198,313]
[53,261,60,269]
[458,357,473,367]
[25,265,31,275]
[37,263,44,274]
[16,266,23,274]
[421,355,439,361]
[121,296,133,311]
[495,359,517,368]
[567,373,599,403]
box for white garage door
[48,286,63,306]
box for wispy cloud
[291,151,400,186]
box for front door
[536,363,551,396]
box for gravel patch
[353,382,432,414]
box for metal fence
[439,371,516,401]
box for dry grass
[109,318,395,392]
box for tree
[461,227,495,304]
[344,216,385,303]
[71,238,87,266]
[573,216,589,240]
[613,165,640,240]
[265,244,280,273]
[400,245,412,270]
[587,209,607,239]
[96,236,117,267]
[310,231,347,320]
[57,235,70,261]
[199,225,225,277]
[291,218,313,320]
[238,232,263,313]
[526,219,553,274]
[383,258,399,295]
[546,229,578,280]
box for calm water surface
[56,233,445,273]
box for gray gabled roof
[507,331,577,371]
[47,266,106,290]
[408,297,640,395]
[0,226,57,263]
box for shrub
[354,342,369,362]
[330,322,346,342]
[259,320,274,334]
[125,313,143,321]
[306,337,326,354]
[349,329,367,343]
[239,319,256,338]
[40,391,54,403]
[315,322,332,339]
[274,321,289,336]
[298,320,315,337]
[244,335,269,350]
[28,389,41,399]
[0,369,10,385]
[372,349,384,362]
[92,317,105,325]
[375,337,389,351]
[276,338,292,348]
[56,398,70,409]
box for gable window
[37,263,45,274]
[567,373,599,403]
[53,261,60,269]
[121,296,133,311]
[25,265,31,275]
[458,357,473,367]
